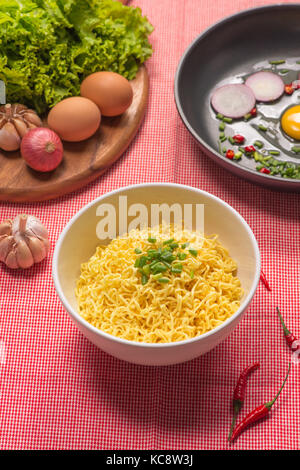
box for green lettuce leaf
[0,0,153,114]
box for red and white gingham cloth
[0,0,299,450]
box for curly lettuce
[0,0,153,114]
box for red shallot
[20,127,63,172]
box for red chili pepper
[229,363,291,443]
[244,145,255,153]
[260,270,271,291]
[233,134,245,144]
[276,307,299,352]
[228,362,260,440]
[260,167,271,174]
[250,107,257,117]
[226,149,235,159]
[284,83,294,95]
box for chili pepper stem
[276,306,291,336]
[265,363,291,410]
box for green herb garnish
[134,238,199,284]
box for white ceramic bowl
[52,183,260,366]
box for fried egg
[281,105,300,140]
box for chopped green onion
[254,151,263,162]
[189,249,198,257]
[152,273,163,280]
[190,270,195,279]
[151,262,167,274]
[134,258,140,267]
[228,136,235,145]
[254,140,264,149]
[269,150,280,156]
[181,242,189,249]
[134,248,142,254]
[163,238,174,245]
[148,237,156,243]
[139,256,147,268]
[279,69,289,74]
[216,113,224,120]
[258,124,268,132]
[177,252,187,260]
[238,147,245,154]
[147,249,159,259]
[169,242,179,250]
[234,152,242,160]
[141,274,149,285]
[269,59,285,65]
[157,277,170,283]
[244,113,252,121]
[172,262,183,270]
[223,117,233,123]
[162,261,172,269]
[291,146,300,153]
[142,265,151,276]
[219,122,225,131]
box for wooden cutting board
[0,0,149,203]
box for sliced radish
[211,84,256,119]
[245,71,284,102]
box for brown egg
[80,71,133,117]
[47,97,101,142]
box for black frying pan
[174,4,300,191]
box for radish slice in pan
[245,71,284,102]
[211,84,256,119]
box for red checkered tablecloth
[0,0,299,450]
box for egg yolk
[281,105,300,140]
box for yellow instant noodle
[75,225,243,343]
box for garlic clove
[0,219,12,236]
[0,236,14,263]
[25,215,49,242]
[5,249,19,269]
[16,239,34,269]
[24,112,43,127]
[0,123,21,151]
[27,236,47,263]
[14,118,29,138]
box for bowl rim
[52,183,261,349]
[174,3,300,187]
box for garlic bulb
[0,214,49,269]
[0,104,42,151]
